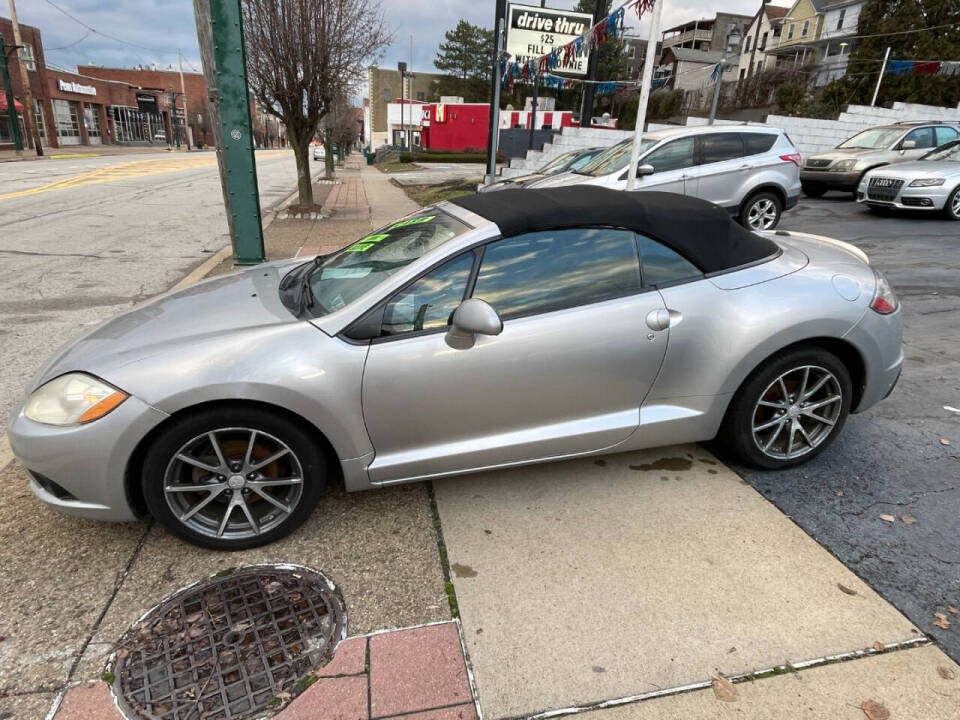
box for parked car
[801,121,960,198]
[9,188,901,550]
[153,132,167,143]
[313,144,326,161]
[480,146,606,192]
[523,125,802,230]
[856,140,960,220]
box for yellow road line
[49,153,102,159]
[0,156,219,201]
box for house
[814,0,865,85]
[737,3,791,79]
[366,66,445,149]
[660,13,753,53]
[656,47,730,91]
[764,0,865,82]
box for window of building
[416,91,424,101]
[802,19,810,36]
[383,88,392,102]
[836,9,846,30]
[740,68,746,79]
[83,105,101,137]
[760,31,768,49]
[787,23,794,40]
[52,99,80,137]
[20,42,35,71]
[472,229,642,320]
[744,36,751,52]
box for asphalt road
[0,149,312,433]
[729,196,960,662]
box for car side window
[472,229,641,320]
[936,127,959,145]
[380,252,475,336]
[643,137,697,173]
[700,133,744,164]
[639,234,702,287]
[742,133,778,155]
[904,127,935,149]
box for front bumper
[843,305,904,413]
[855,182,950,211]
[801,169,862,191]
[8,395,168,522]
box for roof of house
[765,5,790,20]
[666,47,725,64]
[450,187,779,274]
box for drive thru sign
[506,3,593,77]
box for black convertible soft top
[450,186,778,274]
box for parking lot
[744,194,960,660]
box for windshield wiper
[296,255,324,316]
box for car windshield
[921,140,960,161]
[575,138,659,176]
[838,128,903,150]
[306,210,469,316]
[539,150,580,174]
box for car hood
[482,173,549,191]
[29,258,307,392]
[525,171,604,188]
[865,160,960,180]
[808,147,884,163]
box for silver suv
[526,125,802,230]
[801,121,960,198]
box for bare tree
[242,0,390,206]
[319,95,359,178]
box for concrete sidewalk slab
[574,644,958,720]
[73,483,448,681]
[434,445,924,719]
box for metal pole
[0,37,23,153]
[178,49,192,150]
[408,34,413,149]
[708,25,732,125]
[485,16,505,185]
[747,0,769,78]
[625,0,664,191]
[528,72,539,150]
[485,0,507,180]
[193,0,265,264]
[580,0,609,127]
[871,46,890,107]
[8,0,41,155]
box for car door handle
[645,309,671,331]
[739,164,752,170]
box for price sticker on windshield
[388,215,435,230]
[344,233,389,252]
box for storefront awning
[0,95,26,113]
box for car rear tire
[719,347,852,470]
[945,186,960,221]
[142,407,326,550]
[801,183,826,198]
[740,191,782,231]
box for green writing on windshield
[388,215,435,231]
[344,233,390,253]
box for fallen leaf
[940,438,951,446]
[937,665,956,680]
[873,641,886,652]
[934,612,951,630]
[838,583,858,596]
[184,612,204,624]
[711,673,738,703]
[901,514,917,525]
[879,513,896,523]
[860,700,889,720]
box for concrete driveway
[386,162,487,186]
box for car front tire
[719,347,852,470]
[740,191,782,231]
[945,186,960,221]
[142,407,326,550]
[801,182,826,198]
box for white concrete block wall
[498,126,630,178]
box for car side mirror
[900,139,916,151]
[447,299,502,345]
[638,163,655,176]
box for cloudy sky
[22,0,770,93]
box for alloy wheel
[751,365,843,461]
[163,427,304,540]
[951,189,960,218]
[747,198,779,230]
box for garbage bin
[366,153,375,166]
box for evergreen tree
[434,21,494,101]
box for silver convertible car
[9,188,903,550]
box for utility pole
[579,0,609,128]
[485,0,507,183]
[528,72,540,150]
[0,37,22,153]
[626,0,664,191]
[709,24,741,125]
[169,86,181,148]
[398,61,406,148]
[7,0,41,155]
[747,0,770,78]
[178,49,193,150]
[192,0,265,265]
[871,46,891,107]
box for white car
[313,145,326,161]
[857,140,960,220]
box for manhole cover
[113,564,346,720]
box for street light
[708,23,742,125]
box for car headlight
[908,178,945,187]
[24,373,128,426]
[833,160,857,171]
